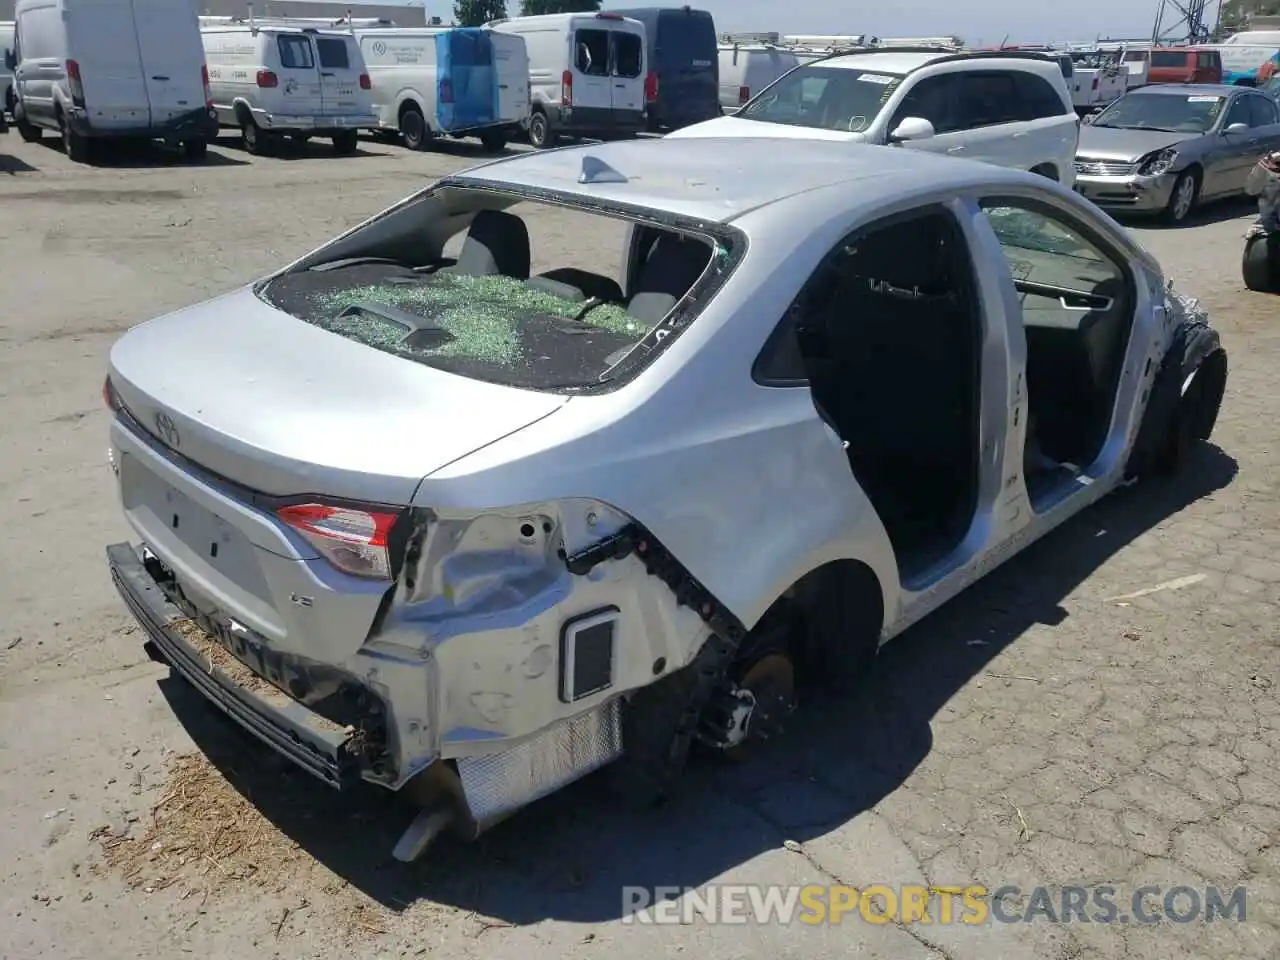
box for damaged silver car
[104,137,1228,860]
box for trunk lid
[108,285,569,505]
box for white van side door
[314,33,365,119]
[608,21,644,115]
[271,31,323,117]
[130,0,207,125]
[489,30,529,124]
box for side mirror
[1225,122,1249,134]
[888,116,935,143]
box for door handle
[151,75,169,81]
[321,71,334,77]
[615,83,625,88]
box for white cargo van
[1,21,14,121]
[355,26,528,152]
[201,22,377,155]
[488,11,646,149]
[7,0,216,162]
[717,36,801,113]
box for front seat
[626,233,712,324]
[449,209,531,279]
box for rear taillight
[644,70,658,101]
[561,69,573,107]
[277,503,398,580]
[359,73,371,90]
[256,69,278,88]
[439,77,454,103]
[201,64,213,108]
[738,85,750,105]
[66,59,85,106]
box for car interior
[261,203,716,388]
[980,202,1134,499]
[788,210,982,581]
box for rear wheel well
[233,101,254,127]
[765,559,884,691]
[398,98,422,121]
[1031,162,1059,181]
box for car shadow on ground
[33,136,248,168]
[359,132,519,160]
[0,152,38,173]
[1119,194,1259,230]
[211,133,380,161]
[160,444,1238,924]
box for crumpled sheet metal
[1245,155,1280,234]
[455,698,623,825]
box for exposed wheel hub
[698,652,795,750]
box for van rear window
[1150,51,1189,67]
[278,35,315,69]
[316,38,350,70]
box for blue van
[612,6,719,131]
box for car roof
[811,50,950,73]
[447,137,1034,224]
[1133,83,1241,95]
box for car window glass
[1149,51,1188,67]
[277,35,315,70]
[1223,96,1252,128]
[1013,71,1067,119]
[957,72,1022,128]
[612,31,642,78]
[1248,94,1279,126]
[315,38,350,70]
[979,203,1121,292]
[890,75,959,133]
[575,29,609,76]
[739,65,904,133]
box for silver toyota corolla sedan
[1073,83,1280,223]
[103,137,1227,861]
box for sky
[362,0,1224,46]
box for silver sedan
[1072,83,1280,223]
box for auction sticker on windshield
[1187,95,1221,102]
[858,73,896,84]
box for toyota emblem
[154,412,181,448]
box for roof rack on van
[201,6,388,32]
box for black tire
[1125,321,1226,479]
[400,107,429,150]
[183,138,208,162]
[241,119,264,155]
[1242,233,1280,293]
[60,115,91,163]
[1162,168,1200,224]
[528,109,553,149]
[331,130,359,154]
[16,113,41,142]
[479,129,508,153]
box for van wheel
[528,110,554,149]
[241,120,265,155]
[331,130,359,154]
[479,129,508,153]
[60,116,91,163]
[16,114,41,142]
[400,108,429,150]
[183,138,208,162]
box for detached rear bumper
[107,541,361,789]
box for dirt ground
[1,131,1278,960]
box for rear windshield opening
[259,192,737,393]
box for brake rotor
[725,652,796,760]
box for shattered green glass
[306,273,643,366]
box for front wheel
[331,130,359,154]
[1163,169,1199,224]
[16,113,41,142]
[60,116,91,163]
[1242,232,1280,293]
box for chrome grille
[1074,157,1138,176]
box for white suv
[668,48,1080,186]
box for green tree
[454,0,507,26]
[520,0,602,15]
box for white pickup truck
[1069,49,1128,113]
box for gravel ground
[1,132,1278,960]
